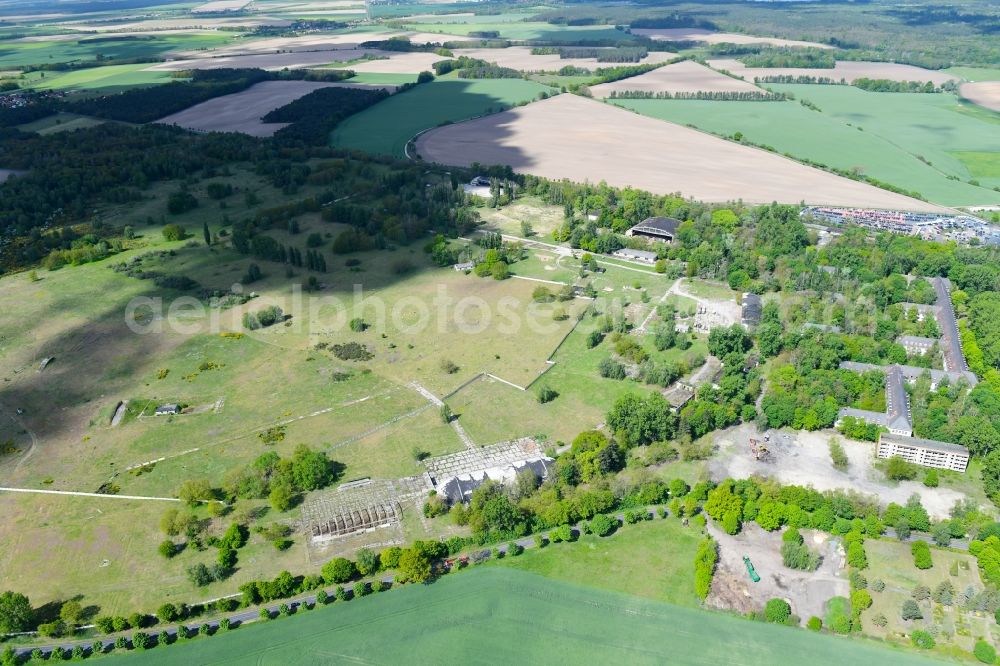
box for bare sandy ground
[591,60,763,97]
[961,81,1000,113]
[415,94,946,211]
[633,28,833,50]
[452,46,675,73]
[347,51,451,73]
[155,80,392,136]
[709,423,967,519]
[708,58,958,85]
[144,49,374,71]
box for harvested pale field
[61,17,291,31]
[155,80,393,136]
[401,31,481,45]
[415,94,945,211]
[590,60,763,97]
[347,51,452,73]
[192,0,251,12]
[961,81,1000,112]
[170,33,405,57]
[708,58,958,85]
[144,49,373,71]
[632,28,833,49]
[452,46,675,73]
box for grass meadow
[0,33,235,69]
[613,87,1000,206]
[110,567,948,665]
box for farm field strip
[415,93,948,210]
[631,27,834,49]
[708,58,958,85]
[961,81,1000,113]
[451,46,676,73]
[591,60,763,97]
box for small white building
[155,404,180,416]
[612,248,658,264]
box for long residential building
[877,433,969,472]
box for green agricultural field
[953,152,1000,179]
[346,71,420,85]
[0,33,235,69]
[331,76,555,157]
[948,67,1000,82]
[16,112,107,134]
[612,86,1000,206]
[24,63,175,92]
[111,567,948,665]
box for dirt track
[961,81,1000,112]
[591,60,763,97]
[415,94,946,211]
[155,80,394,136]
[708,59,958,85]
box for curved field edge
[107,567,947,666]
[329,77,555,157]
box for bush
[806,616,822,631]
[507,542,524,556]
[886,455,919,480]
[590,513,617,537]
[911,540,933,569]
[872,579,885,592]
[764,598,791,623]
[901,599,922,620]
[694,537,718,600]
[162,223,187,241]
[975,640,997,664]
[156,603,178,623]
[243,305,284,330]
[923,468,939,487]
[911,629,935,649]
[536,385,558,404]
[132,631,150,650]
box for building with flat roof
[877,432,969,472]
[625,216,681,243]
[932,277,968,373]
[613,248,658,263]
[741,293,762,329]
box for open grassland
[591,60,764,97]
[612,87,1000,206]
[23,63,174,92]
[15,112,107,134]
[948,67,1000,82]
[494,510,704,606]
[415,93,946,211]
[111,567,949,666]
[331,76,554,157]
[961,81,1000,113]
[396,20,625,42]
[863,539,999,654]
[708,59,958,85]
[632,27,833,49]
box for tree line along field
[109,567,948,666]
[330,75,556,157]
[612,84,1000,207]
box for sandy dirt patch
[707,522,848,622]
[708,58,958,85]
[961,81,1000,113]
[415,94,945,211]
[708,423,967,519]
[347,51,451,73]
[452,46,675,73]
[144,49,373,71]
[155,80,393,136]
[633,28,833,50]
[591,60,763,97]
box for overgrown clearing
[111,568,946,665]
[416,93,945,210]
[864,539,997,652]
[331,77,554,157]
[613,85,1000,206]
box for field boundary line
[442,372,485,400]
[0,487,180,502]
[484,373,527,391]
